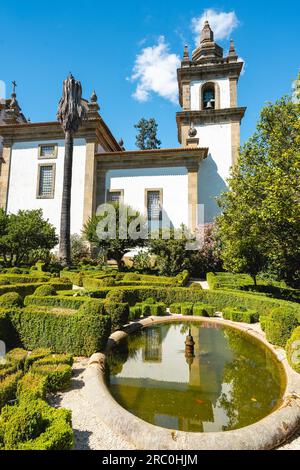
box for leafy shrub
[17,373,47,401]
[31,364,72,392]
[106,289,128,303]
[129,306,142,321]
[0,292,23,308]
[0,399,73,450]
[33,354,73,367]
[60,270,84,287]
[6,348,28,369]
[223,307,259,324]
[104,302,129,331]
[123,273,140,282]
[34,285,56,297]
[286,327,300,374]
[190,283,203,290]
[259,315,269,332]
[265,308,298,347]
[25,348,52,372]
[0,365,18,381]
[10,308,111,356]
[79,300,105,316]
[0,371,23,410]
[24,294,92,310]
[181,303,194,316]
[207,272,218,289]
[169,303,182,314]
[193,303,216,317]
[145,297,156,305]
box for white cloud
[238,57,246,75]
[131,36,181,104]
[192,8,239,44]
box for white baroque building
[0,21,245,235]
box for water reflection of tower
[143,328,162,363]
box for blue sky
[1,0,299,149]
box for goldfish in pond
[196,399,205,405]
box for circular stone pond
[106,321,286,433]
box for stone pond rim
[85,316,300,450]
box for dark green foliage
[0,399,73,450]
[104,302,129,331]
[0,371,23,410]
[6,348,28,369]
[9,307,111,356]
[181,303,194,316]
[60,270,84,287]
[24,348,52,372]
[134,117,161,150]
[223,307,259,324]
[286,327,300,374]
[193,303,216,317]
[79,300,105,316]
[17,373,47,401]
[169,303,182,314]
[31,364,72,392]
[0,209,58,268]
[0,292,23,308]
[106,289,128,303]
[34,285,57,297]
[265,308,298,347]
[129,306,142,321]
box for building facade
[0,21,246,237]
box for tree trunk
[59,130,73,267]
[252,274,257,287]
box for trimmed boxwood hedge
[0,399,73,450]
[0,371,23,410]
[24,348,52,372]
[30,363,72,392]
[17,373,47,401]
[5,348,28,369]
[223,307,259,324]
[264,308,298,347]
[9,307,111,356]
[193,303,216,317]
[24,294,104,310]
[104,302,129,331]
[0,293,23,309]
[286,327,300,374]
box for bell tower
[176,21,246,222]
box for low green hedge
[24,348,52,372]
[60,270,84,287]
[264,308,298,347]
[33,354,73,367]
[17,373,47,401]
[0,274,50,285]
[223,307,259,324]
[129,306,142,321]
[0,280,72,299]
[5,348,28,369]
[134,302,167,318]
[9,307,111,356]
[0,371,23,410]
[286,327,300,374]
[34,285,57,297]
[0,292,23,309]
[31,364,72,392]
[24,294,104,311]
[104,302,129,331]
[0,399,73,450]
[193,303,216,317]
[169,302,193,315]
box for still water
[107,322,285,432]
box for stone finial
[90,90,98,103]
[200,20,214,44]
[228,39,238,62]
[183,45,190,61]
[4,82,22,123]
[87,89,100,119]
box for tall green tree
[83,203,147,271]
[134,118,161,150]
[57,74,85,267]
[217,93,300,287]
[0,209,58,267]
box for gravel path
[49,331,300,451]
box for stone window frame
[145,188,163,221]
[38,143,58,160]
[106,189,124,204]
[200,81,221,110]
[36,162,56,199]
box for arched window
[202,83,215,110]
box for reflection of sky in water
[108,322,284,433]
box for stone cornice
[176,107,247,143]
[177,61,243,107]
[0,117,121,152]
[96,147,208,172]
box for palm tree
[57,74,85,266]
